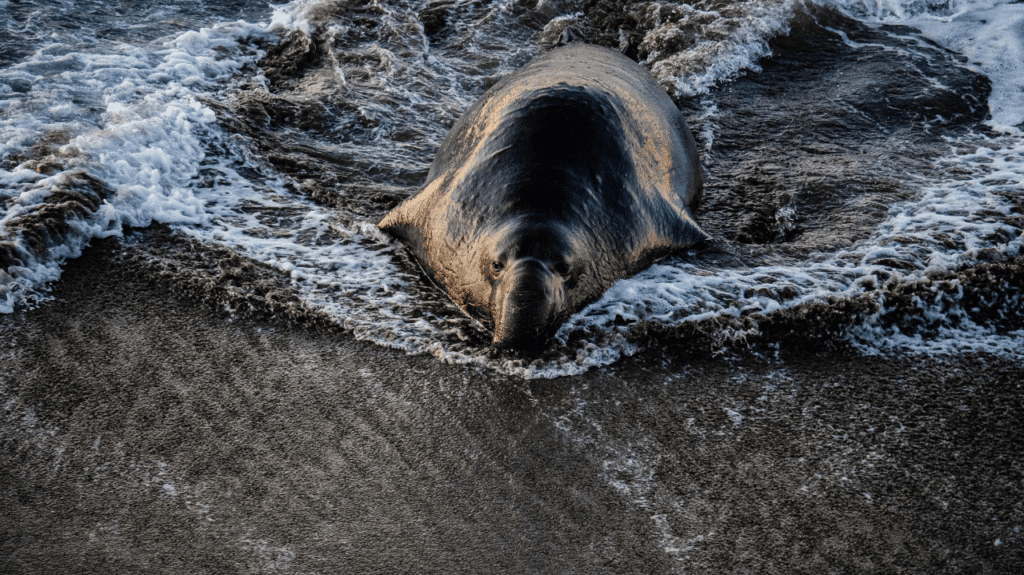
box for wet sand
[2,238,1022,574]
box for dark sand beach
[3,0,1024,571]
[2,236,1022,573]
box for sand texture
[2,239,1022,574]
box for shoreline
[2,238,1022,573]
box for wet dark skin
[379,43,707,348]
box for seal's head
[482,222,578,349]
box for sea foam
[0,18,274,312]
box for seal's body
[379,43,707,348]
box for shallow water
[1,0,1022,376]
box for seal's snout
[492,258,566,349]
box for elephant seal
[379,43,707,348]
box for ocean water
[1,0,1021,377]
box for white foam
[173,147,437,351]
[269,1,315,35]
[824,0,997,19]
[642,0,798,97]
[0,16,277,312]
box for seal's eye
[490,261,504,274]
[554,262,571,276]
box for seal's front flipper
[378,176,445,237]
[669,211,711,248]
